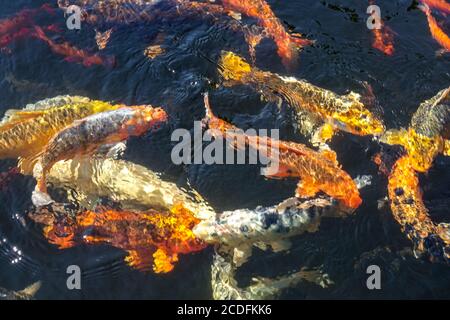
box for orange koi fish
[29,204,206,273]
[371,24,395,56]
[0,4,56,51]
[33,26,115,67]
[203,93,362,210]
[388,156,450,263]
[0,96,125,174]
[221,0,313,68]
[420,0,450,15]
[420,3,450,51]
[368,1,395,55]
[0,4,54,36]
[32,106,168,206]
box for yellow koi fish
[0,96,122,174]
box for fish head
[218,51,252,82]
[131,106,168,135]
[332,93,385,136]
[192,220,222,244]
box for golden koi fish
[0,96,123,174]
[45,158,216,220]
[203,93,362,210]
[388,155,450,263]
[381,86,450,172]
[32,106,168,206]
[218,51,385,144]
[29,203,206,273]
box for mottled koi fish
[388,155,450,263]
[381,86,450,172]
[221,0,313,68]
[0,96,124,174]
[218,51,385,143]
[420,4,450,52]
[420,0,450,15]
[32,106,168,206]
[29,203,206,273]
[33,26,115,67]
[203,93,362,210]
[194,197,344,253]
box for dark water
[0,0,449,299]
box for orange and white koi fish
[420,3,450,51]
[29,203,206,273]
[203,93,362,210]
[420,0,450,15]
[221,0,313,68]
[0,96,124,174]
[218,51,385,144]
[32,106,168,206]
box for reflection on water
[0,0,449,299]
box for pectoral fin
[312,123,335,146]
[296,179,320,199]
[269,239,292,252]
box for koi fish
[221,0,313,68]
[381,86,450,172]
[95,28,113,50]
[419,3,450,52]
[29,203,206,273]
[33,26,115,67]
[32,106,168,207]
[203,93,362,210]
[388,156,450,263]
[0,4,54,36]
[0,96,124,174]
[368,0,395,55]
[45,158,216,220]
[218,51,385,143]
[194,197,344,254]
[0,282,41,300]
[211,249,331,300]
[420,0,450,15]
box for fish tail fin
[218,51,252,81]
[19,281,42,297]
[418,3,431,14]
